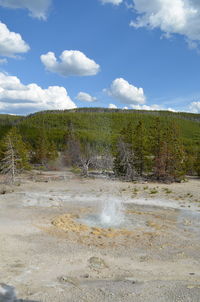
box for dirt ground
[0,170,200,302]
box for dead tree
[65,137,98,176]
[0,128,30,184]
[113,138,137,181]
[1,136,18,183]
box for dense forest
[0,108,199,182]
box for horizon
[2,106,200,118]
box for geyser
[78,198,125,229]
[99,199,124,227]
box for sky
[0,0,200,115]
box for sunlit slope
[17,109,200,149]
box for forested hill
[0,109,199,149]
[0,108,199,178]
[0,114,22,125]
[26,108,200,122]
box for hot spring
[77,198,145,230]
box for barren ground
[0,170,200,302]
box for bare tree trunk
[10,137,15,183]
[82,163,89,176]
[1,137,16,184]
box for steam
[100,198,124,227]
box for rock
[183,219,192,226]
[58,276,79,287]
[140,255,149,262]
[88,257,108,269]
[0,283,16,302]
[0,186,14,195]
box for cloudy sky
[0,0,200,114]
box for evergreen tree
[114,121,149,179]
[194,148,200,176]
[151,119,185,181]
[164,123,186,180]
[34,129,58,166]
[132,121,148,176]
[150,118,166,180]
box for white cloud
[107,78,145,105]
[130,0,200,44]
[130,104,176,112]
[0,0,51,20]
[0,58,7,64]
[108,103,117,109]
[76,92,97,103]
[41,50,100,77]
[101,0,123,5]
[0,72,76,113]
[189,101,200,113]
[0,21,29,57]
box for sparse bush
[149,188,158,194]
[163,188,172,194]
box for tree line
[0,117,199,183]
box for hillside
[0,109,199,151]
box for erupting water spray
[100,198,124,227]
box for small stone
[183,219,192,226]
[88,257,108,269]
[58,276,79,286]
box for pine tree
[132,121,148,176]
[151,119,185,181]
[0,128,30,183]
[194,147,200,176]
[150,118,166,180]
[34,129,58,166]
[164,123,186,181]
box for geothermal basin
[0,171,200,302]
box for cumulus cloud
[189,101,200,113]
[0,72,76,114]
[0,21,29,57]
[0,0,51,19]
[41,50,100,77]
[130,104,176,112]
[130,0,200,44]
[108,103,117,109]
[101,0,123,5]
[76,92,97,103]
[107,78,145,105]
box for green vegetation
[0,108,199,181]
[149,188,158,194]
[163,188,172,194]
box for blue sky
[0,0,200,114]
